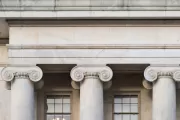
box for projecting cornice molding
[2,11,180,19]
[144,66,180,82]
[7,19,180,27]
[7,44,180,49]
[1,66,43,82]
[7,44,180,64]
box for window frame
[45,92,72,120]
[112,92,141,120]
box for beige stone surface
[0,46,8,64]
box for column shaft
[153,77,176,120]
[11,77,34,120]
[80,76,103,120]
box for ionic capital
[1,66,43,82]
[70,65,113,82]
[144,66,180,82]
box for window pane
[47,95,71,120]
[131,104,138,113]
[47,114,54,120]
[131,97,138,103]
[55,103,62,113]
[131,114,138,120]
[55,98,63,103]
[55,114,63,120]
[114,95,138,120]
[63,114,71,120]
[114,114,122,120]
[123,114,130,120]
[47,99,54,103]
[114,98,121,103]
[47,103,54,113]
[114,104,122,113]
[63,104,70,113]
[122,104,130,113]
[122,97,130,103]
[63,97,70,103]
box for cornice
[2,11,180,19]
[7,44,180,49]
[7,19,180,27]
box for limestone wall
[0,46,7,64]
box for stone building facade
[1,0,180,120]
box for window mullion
[62,95,64,119]
[54,98,55,119]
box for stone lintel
[144,65,180,82]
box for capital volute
[144,66,180,82]
[70,65,113,82]
[1,66,43,82]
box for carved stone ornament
[173,71,180,81]
[70,65,113,82]
[1,66,43,82]
[144,66,180,82]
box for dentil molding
[70,65,113,82]
[144,66,180,82]
[1,66,43,82]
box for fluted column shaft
[144,66,180,120]
[70,65,113,120]
[1,66,43,120]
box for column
[144,66,180,120]
[1,66,43,120]
[70,65,113,120]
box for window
[46,95,71,120]
[114,95,139,120]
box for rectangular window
[46,95,71,120]
[114,95,139,120]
